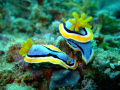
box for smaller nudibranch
[59,12,94,64]
[19,39,78,69]
[25,45,78,69]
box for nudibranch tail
[19,38,33,55]
[82,49,94,64]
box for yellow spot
[19,38,33,55]
[67,60,70,64]
[68,12,92,31]
[62,17,66,23]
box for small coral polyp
[59,12,94,64]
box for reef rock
[49,69,80,90]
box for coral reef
[0,0,120,90]
[6,83,35,90]
[98,13,120,34]
[92,47,120,79]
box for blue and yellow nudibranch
[19,38,78,69]
[59,12,94,64]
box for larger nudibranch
[19,38,78,69]
[59,12,94,64]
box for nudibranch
[19,38,78,69]
[59,12,94,64]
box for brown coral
[7,43,21,63]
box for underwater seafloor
[0,0,120,90]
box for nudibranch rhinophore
[59,12,94,64]
[19,39,77,69]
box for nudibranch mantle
[59,12,94,64]
[24,45,78,69]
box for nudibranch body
[19,39,78,70]
[59,12,94,64]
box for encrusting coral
[1,0,120,89]
[62,0,98,17]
